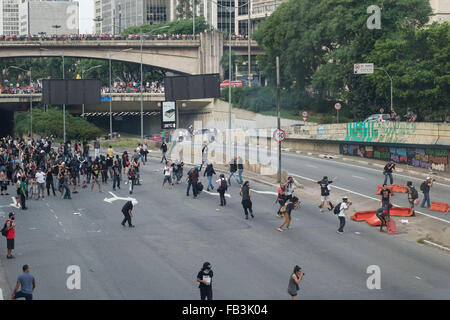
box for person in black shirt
[278,197,300,232]
[197,262,213,300]
[121,200,137,227]
[160,142,168,163]
[317,176,336,212]
[45,166,56,196]
[383,161,395,185]
[379,184,391,215]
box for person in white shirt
[337,196,352,234]
[35,168,46,199]
[162,161,173,187]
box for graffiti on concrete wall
[345,121,417,143]
[342,144,449,171]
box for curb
[422,240,450,253]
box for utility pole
[276,56,281,183]
[193,0,195,37]
[247,1,251,87]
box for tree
[364,22,450,121]
[253,0,433,118]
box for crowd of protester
[101,81,164,94]
[0,136,152,212]
[0,33,200,42]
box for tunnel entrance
[0,110,14,137]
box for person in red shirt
[5,212,16,259]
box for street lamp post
[52,24,61,37]
[374,67,393,113]
[8,66,32,137]
[139,25,169,143]
[81,65,102,116]
[109,48,132,140]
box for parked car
[364,114,391,122]
[220,79,244,89]
[146,133,163,142]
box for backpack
[1,222,8,237]
[333,203,342,215]
[420,181,427,192]
[280,204,287,213]
[220,178,227,191]
[410,187,419,200]
[197,182,204,192]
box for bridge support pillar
[199,30,223,77]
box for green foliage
[253,0,434,120]
[15,106,103,141]
[122,16,210,36]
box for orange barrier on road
[376,185,395,195]
[429,201,449,213]
[350,207,413,227]
[387,220,397,234]
[392,184,408,193]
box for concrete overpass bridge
[0,30,263,75]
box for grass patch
[417,235,432,244]
[100,138,142,149]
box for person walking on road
[197,262,213,300]
[199,142,208,172]
[284,176,295,203]
[278,197,300,232]
[93,138,100,159]
[288,265,304,300]
[240,181,254,219]
[162,161,173,187]
[160,141,168,163]
[112,159,121,191]
[216,174,228,206]
[317,176,336,212]
[128,164,137,195]
[336,196,352,234]
[383,161,396,185]
[4,212,16,259]
[203,162,216,191]
[11,264,36,300]
[121,199,137,227]
[186,166,199,198]
[380,184,391,215]
[276,183,287,217]
[227,156,239,186]
[91,162,102,193]
[420,177,433,208]
[237,156,244,185]
[406,181,418,216]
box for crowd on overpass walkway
[0,33,199,42]
[101,81,164,94]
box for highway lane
[0,157,449,299]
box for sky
[76,0,94,34]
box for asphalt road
[0,155,449,300]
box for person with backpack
[335,196,352,234]
[128,164,137,195]
[203,162,216,191]
[277,197,300,232]
[112,159,121,191]
[3,212,16,258]
[240,181,254,219]
[276,183,287,217]
[216,174,227,206]
[383,161,396,185]
[197,262,213,300]
[420,177,433,209]
[406,181,418,216]
[317,176,336,212]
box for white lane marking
[203,190,231,198]
[415,276,421,280]
[352,175,364,180]
[288,153,450,188]
[54,215,58,219]
[291,173,450,224]
[104,191,135,203]
[305,164,318,169]
[423,240,450,252]
[250,189,278,196]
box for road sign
[354,63,374,74]
[273,129,287,143]
[334,102,342,110]
[301,110,308,121]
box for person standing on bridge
[383,161,396,185]
[121,199,137,228]
[317,176,336,212]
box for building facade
[429,0,450,23]
[0,0,20,35]
[94,0,102,33]
[18,0,79,36]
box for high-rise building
[94,0,102,33]
[0,0,20,35]
[18,0,79,36]
[429,0,450,23]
